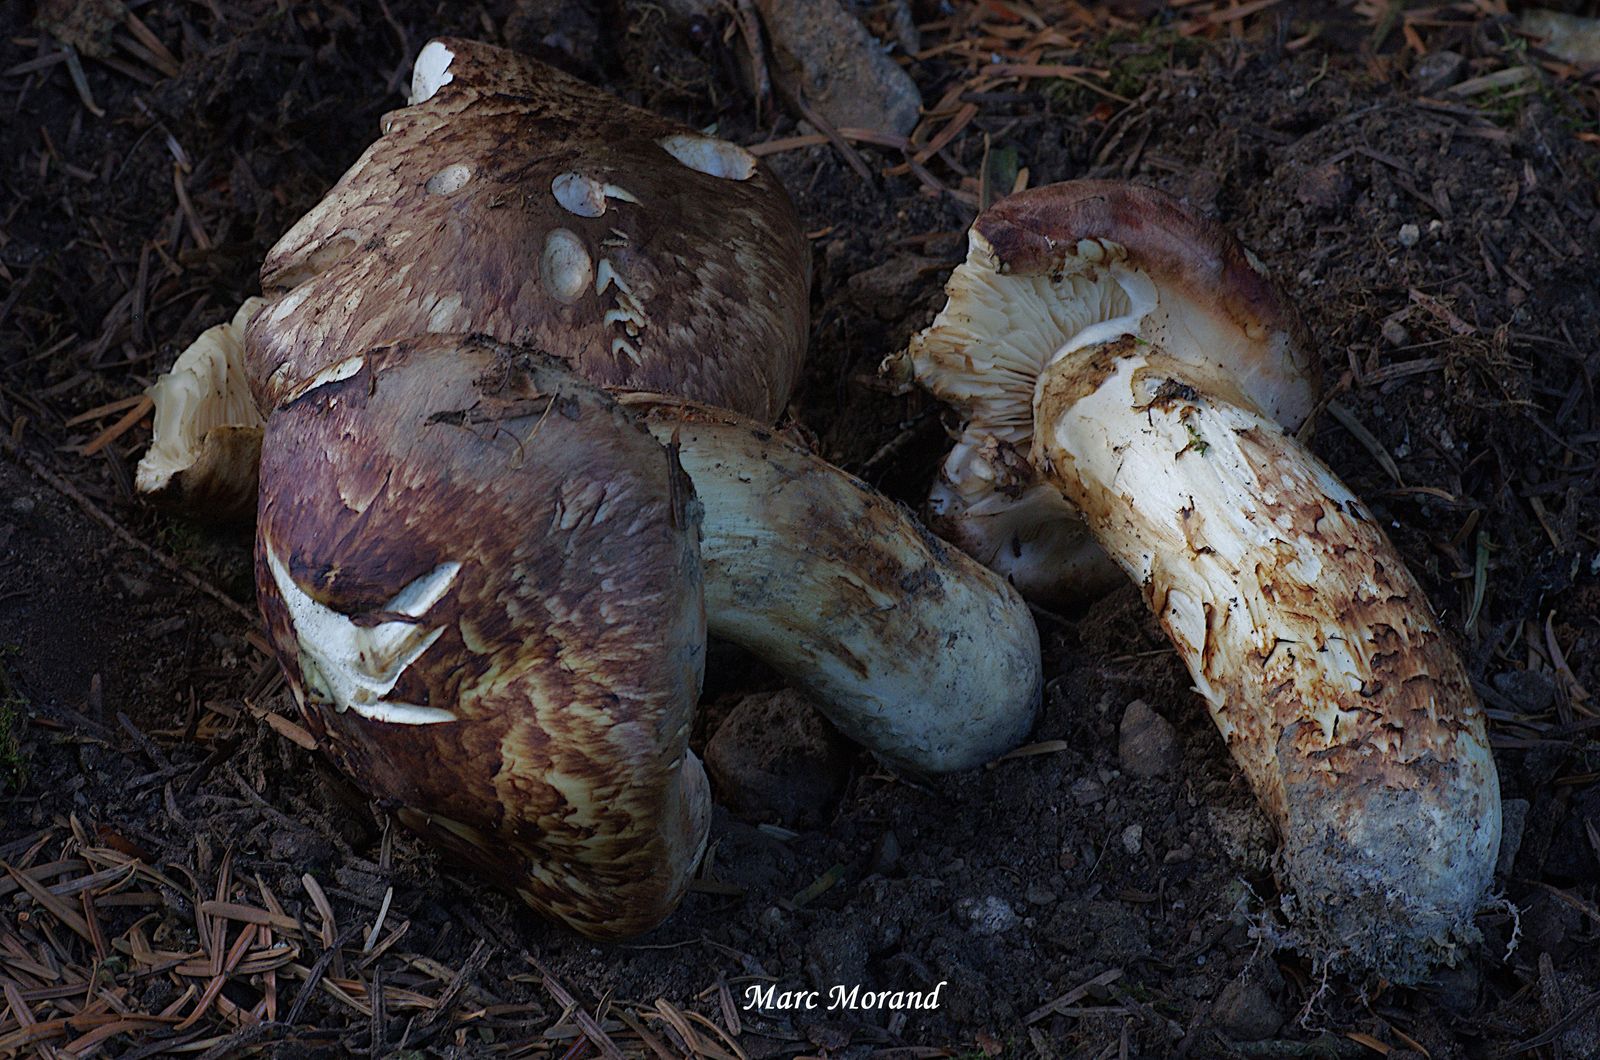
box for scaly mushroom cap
[246,37,809,421]
[902,180,1317,606]
[256,334,708,939]
[621,395,1042,773]
[135,298,268,523]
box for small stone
[1120,823,1143,855]
[756,0,922,137]
[846,256,934,320]
[1213,978,1283,1041]
[1163,843,1194,865]
[1294,162,1352,211]
[1381,318,1411,347]
[956,895,1019,935]
[1493,669,1558,714]
[1070,776,1107,806]
[1025,884,1057,906]
[705,689,854,828]
[117,573,154,601]
[869,830,901,876]
[1398,223,1421,248]
[10,496,36,516]
[1411,50,1466,95]
[1119,700,1179,779]
[1496,798,1530,876]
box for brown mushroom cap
[246,37,809,422]
[256,334,708,939]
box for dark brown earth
[2,2,1599,1057]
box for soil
[2,2,1599,1057]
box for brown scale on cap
[256,335,708,939]
[246,37,809,422]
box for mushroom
[138,35,808,512]
[134,298,268,523]
[195,38,1043,938]
[901,181,1500,981]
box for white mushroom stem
[1033,336,1501,980]
[625,397,1041,773]
[136,298,269,521]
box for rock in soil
[847,255,937,320]
[1493,669,1559,715]
[955,895,1020,936]
[1410,49,1466,94]
[756,0,922,137]
[1213,976,1284,1041]
[1119,699,1179,779]
[705,688,854,828]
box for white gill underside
[910,233,1145,447]
[136,298,268,490]
[265,546,463,725]
[905,239,1156,596]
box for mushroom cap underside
[907,179,1318,440]
[902,179,1322,607]
[976,180,1317,422]
[136,298,268,523]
